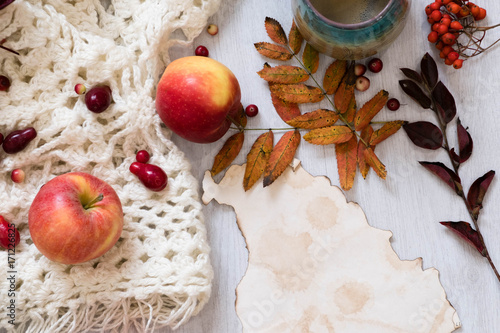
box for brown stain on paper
[307,196,339,230]
[254,228,314,291]
[333,281,373,315]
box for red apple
[155,56,242,143]
[28,172,123,264]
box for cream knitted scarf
[0,0,218,331]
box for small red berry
[136,150,150,163]
[453,59,464,69]
[435,41,444,50]
[425,5,432,15]
[386,98,400,111]
[195,45,209,57]
[355,76,370,92]
[207,24,218,36]
[442,46,453,55]
[11,169,25,183]
[0,75,11,92]
[245,104,259,117]
[432,23,441,32]
[74,83,86,95]
[428,31,439,43]
[367,58,383,73]
[437,24,449,35]
[444,58,453,66]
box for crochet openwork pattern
[0,0,218,331]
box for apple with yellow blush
[155,56,242,143]
[28,172,123,265]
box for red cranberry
[245,104,259,117]
[11,169,25,183]
[386,98,401,111]
[367,58,383,73]
[0,216,20,250]
[354,64,367,76]
[0,75,11,91]
[355,76,370,92]
[136,150,150,163]
[195,45,209,57]
[85,85,112,113]
[130,162,168,192]
[3,127,37,154]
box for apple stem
[83,193,104,210]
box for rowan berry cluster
[426,0,489,69]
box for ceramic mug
[292,0,411,60]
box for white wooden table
[164,0,500,332]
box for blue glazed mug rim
[304,0,394,30]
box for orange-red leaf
[265,17,288,45]
[357,126,374,179]
[289,20,304,54]
[364,147,387,179]
[270,91,301,122]
[323,60,347,94]
[263,130,301,187]
[231,103,247,128]
[286,109,339,129]
[369,120,405,145]
[336,135,358,191]
[270,84,324,104]
[304,125,353,145]
[257,65,309,84]
[254,42,293,61]
[354,90,389,131]
[342,94,357,123]
[333,65,356,113]
[244,130,274,191]
[211,132,244,176]
[303,43,319,74]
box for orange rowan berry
[442,13,451,19]
[432,23,440,31]
[447,51,459,62]
[469,4,480,17]
[437,24,449,35]
[458,6,470,17]
[440,17,451,26]
[430,2,441,11]
[450,21,463,30]
[476,8,486,20]
[437,0,451,4]
[428,31,439,43]
[430,10,442,22]
[442,45,453,55]
[444,58,454,66]
[427,17,435,24]
[446,3,461,14]
[439,51,447,59]
[435,41,444,50]
[453,59,464,69]
[425,5,432,15]
[442,32,456,45]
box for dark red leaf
[432,81,456,124]
[419,161,462,194]
[440,221,485,256]
[399,80,431,109]
[403,121,443,150]
[455,118,473,163]
[467,170,495,219]
[420,52,438,89]
[400,68,423,84]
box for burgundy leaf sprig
[400,52,499,282]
